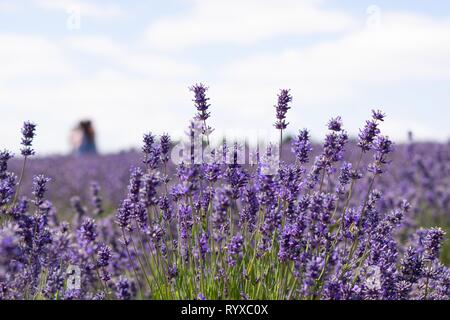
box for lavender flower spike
[142,132,160,169]
[97,243,112,268]
[160,133,171,164]
[116,198,134,231]
[372,109,386,122]
[327,116,343,132]
[358,110,385,152]
[227,234,244,266]
[292,129,312,164]
[32,175,51,207]
[0,173,16,208]
[20,121,37,157]
[423,227,445,261]
[274,89,292,130]
[90,182,104,216]
[78,217,98,244]
[0,150,13,179]
[190,83,211,122]
[274,89,293,158]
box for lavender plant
[0,87,449,300]
[274,89,293,157]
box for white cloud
[207,12,450,141]
[0,34,74,81]
[34,0,124,19]
[0,1,20,12]
[65,35,199,78]
[146,0,354,51]
[219,13,450,93]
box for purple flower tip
[20,121,37,157]
[372,109,386,122]
[190,83,211,121]
[327,116,343,132]
[274,89,292,130]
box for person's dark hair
[79,120,95,142]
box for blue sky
[1,0,450,155]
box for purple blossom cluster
[0,85,449,300]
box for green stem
[12,156,27,207]
[121,228,145,298]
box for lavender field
[1,85,449,300]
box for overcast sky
[1,0,450,155]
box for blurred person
[70,120,98,156]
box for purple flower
[373,135,394,157]
[159,195,172,221]
[274,89,292,130]
[11,197,28,219]
[303,256,325,293]
[70,196,86,221]
[64,289,82,300]
[240,292,250,300]
[224,165,248,199]
[198,232,210,260]
[0,150,13,179]
[178,204,193,260]
[43,266,65,299]
[368,135,394,174]
[318,124,348,174]
[142,172,161,207]
[127,167,143,204]
[142,132,155,157]
[240,186,259,232]
[227,234,244,266]
[358,110,385,152]
[327,116,343,132]
[115,277,132,300]
[92,292,105,300]
[32,175,51,207]
[96,243,112,268]
[168,264,178,280]
[291,129,312,164]
[0,223,22,260]
[372,109,386,122]
[336,162,352,194]
[160,133,171,163]
[203,161,221,183]
[0,173,16,208]
[423,227,445,261]
[343,208,360,239]
[196,293,206,300]
[142,133,160,169]
[401,247,423,283]
[278,223,302,262]
[212,188,231,237]
[190,83,211,121]
[149,223,164,246]
[20,121,37,157]
[78,217,97,245]
[116,199,133,231]
[90,182,103,216]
